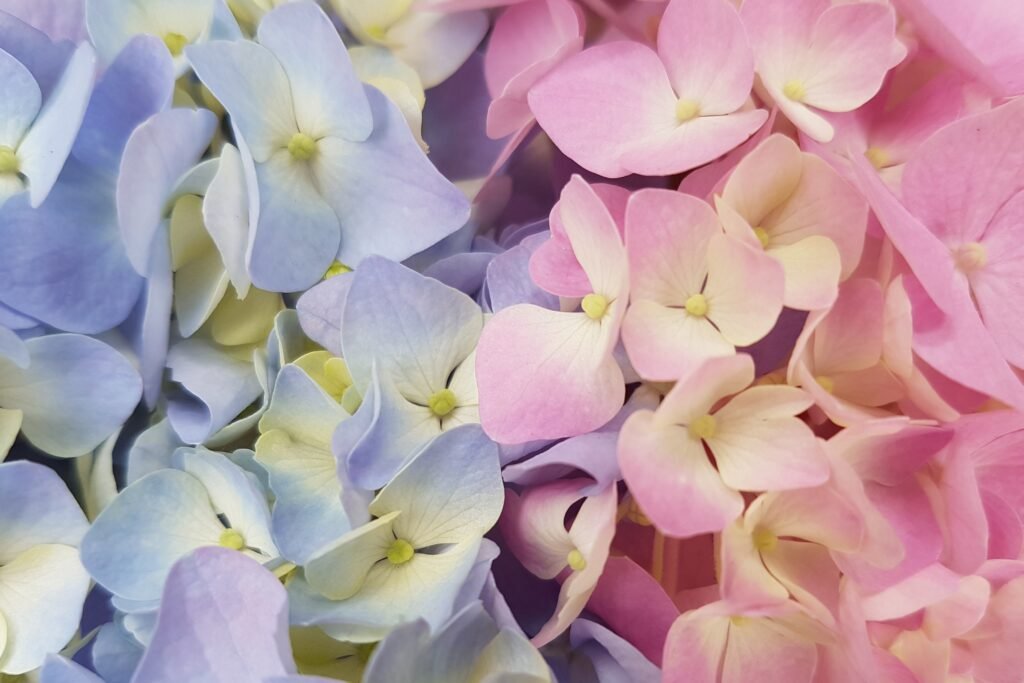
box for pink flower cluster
[472,0,1024,680]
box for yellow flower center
[953,242,987,273]
[567,548,587,571]
[782,80,806,102]
[753,226,771,249]
[864,147,889,170]
[427,388,457,418]
[218,528,246,550]
[730,616,751,627]
[324,260,352,279]
[0,146,19,175]
[815,375,835,394]
[675,99,700,122]
[752,527,778,552]
[581,293,610,320]
[386,538,415,565]
[684,293,708,317]
[288,132,318,161]
[688,413,717,440]
[162,32,189,57]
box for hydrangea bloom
[4,1,1024,681]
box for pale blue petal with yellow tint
[176,447,278,559]
[117,107,217,275]
[131,548,295,683]
[0,334,141,458]
[0,46,40,147]
[186,38,295,163]
[0,460,87,563]
[80,469,225,602]
[342,256,481,398]
[296,272,351,356]
[256,2,372,142]
[256,365,352,564]
[0,544,90,675]
[316,87,470,269]
[0,10,71,98]
[18,41,95,207]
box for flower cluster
[1,0,1023,681]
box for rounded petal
[0,334,141,458]
[703,234,785,346]
[528,41,675,178]
[0,47,41,147]
[619,410,743,537]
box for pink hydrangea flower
[618,354,830,538]
[529,0,768,177]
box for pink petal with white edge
[922,574,990,641]
[532,483,618,646]
[748,483,864,553]
[476,305,624,443]
[618,410,743,538]
[703,233,785,347]
[500,483,579,580]
[710,386,830,492]
[530,183,629,299]
[528,41,675,178]
[657,354,755,425]
[617,109,769,177]
[719,520,790,607]
[720,611,819,683]
[558,175,628,299]
[484,0,583,138]
[811,278,885,375]
[719,134,803,229]
[657,0,755,114]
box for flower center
[864,147,889,170]
[815,375,835,394]
[567,548,587,571]
[582,293,609,320]
[162,32,189,57]
[218,528,245,550]
[753,226,771,249]
[953,242,987,273]
[675,99,700,122]
[752,527,778,552]
[288,132,318,161]
[324,260,351,279]
[427,388,457,418]
[386,538,415,565]
[688,413,717,440]
[684,293,708,317]
[782,80,806,102]
[0,146,19,175]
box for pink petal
[622,301,734,382]
[768,237,841,311]
[618,410,743,537]
[896,0,1024,98]
[901,98,1024,248]
[484,0,584,138]
[748,483,864,553]
[811,278,885,374]
[800,3,905,112]
[528,41,675,177]
[922,575,990,641]
[659,354,756,424]
[971,192,1024,368]
[719,521,790,606]
[721,613,819,683]
[476,304,624,443]
[558,175,629,298]
[720,134,803,228]
[588,556,680,665]
[663,608,729,683]
[618,109,769,179]
[500,483,579,580]
[703,234,785,347]
[657,0,755,114]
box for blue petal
[0,334,141,458]
[295,273,351,356]
[0,163,143,333]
